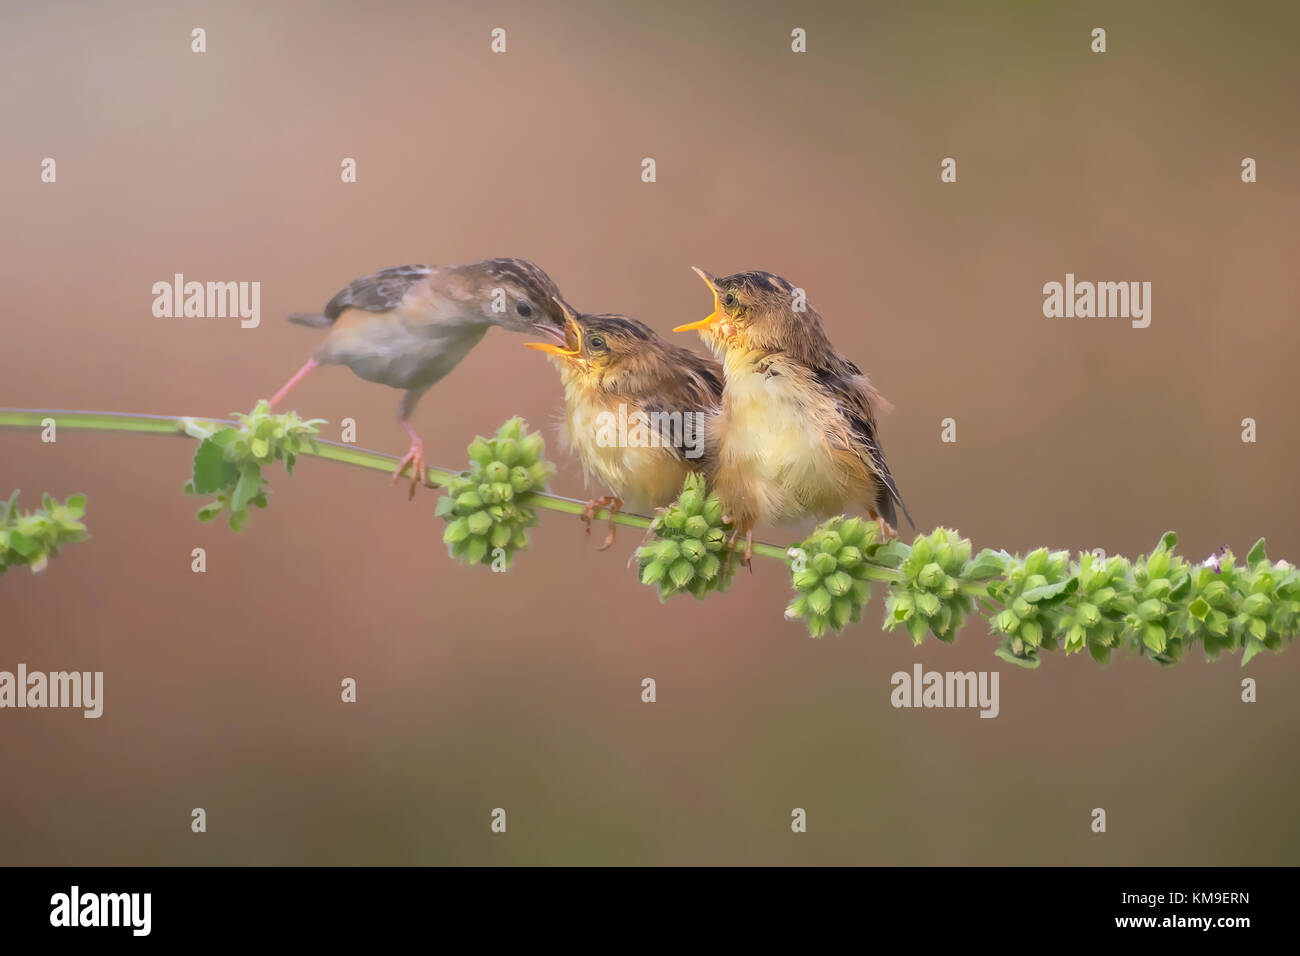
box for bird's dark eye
[588,335,606,350]
[516,300,533,318]
[723,292,738,308]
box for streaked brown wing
[818,361,914,529]
[323,265,433,321]
[637,346,721,464]
[675,346,724,409]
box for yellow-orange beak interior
[525,309,583,358]
[674,266,721,332]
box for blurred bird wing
[322,265,435,321]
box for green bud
[824,571,853,597]
[520,432,545,464]
[467,510,493,536]
[812,552,837,576]
[680,539,706,562]
[918,562,945,589]
[669,559,694,588]
[678,488,703,515]
[702,497,724,526]
[496,438,520,466]
[916,591,941,618]
[1136,599,1164,622]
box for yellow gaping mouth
[525,299,583,358]
[674,266,721,332]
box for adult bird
[268,258,570,497]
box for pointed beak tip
[673,316,714,333]
[526,337,580,358]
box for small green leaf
[1022,578,1078,604]
[994,646,1041,669]
[231,463,262,512]
[1241,636,1266,667]
[191,437,239,495]
[963,549,1008,581]
[7,531,38,558]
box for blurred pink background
[2,0,1297,863]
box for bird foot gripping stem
[581,496,622,551]
[392,439,426,501]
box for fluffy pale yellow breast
[563,388,691,513]
[715,360,848,525]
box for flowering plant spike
[0,491,89,575]
[182,401,326,531]
[1,407,1295,670]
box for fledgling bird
[675,267,913,567]
[526,300,723,549]
[267,258,570,498]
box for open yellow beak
[674,266,721,332]
[525,300,583,358]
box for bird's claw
[392,440,425,501]
[722,525,754,577]
[581,496,621,552]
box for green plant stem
[0,407,800,563]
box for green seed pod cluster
[1057,550,1132,664]
[1182,552,1241,659]
[1120,532,1191,665]
[229,401,326,473]
[0,491,89,575]
[436,417,555,569]
[986,547,1076,668]
[883,527,984,645]
[183,401,326,531]
[636,474,735,600]
[1200,539,1300,666]
[786,516,884,637]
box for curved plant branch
[2,406,1295,669]
[0,407,785,558]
